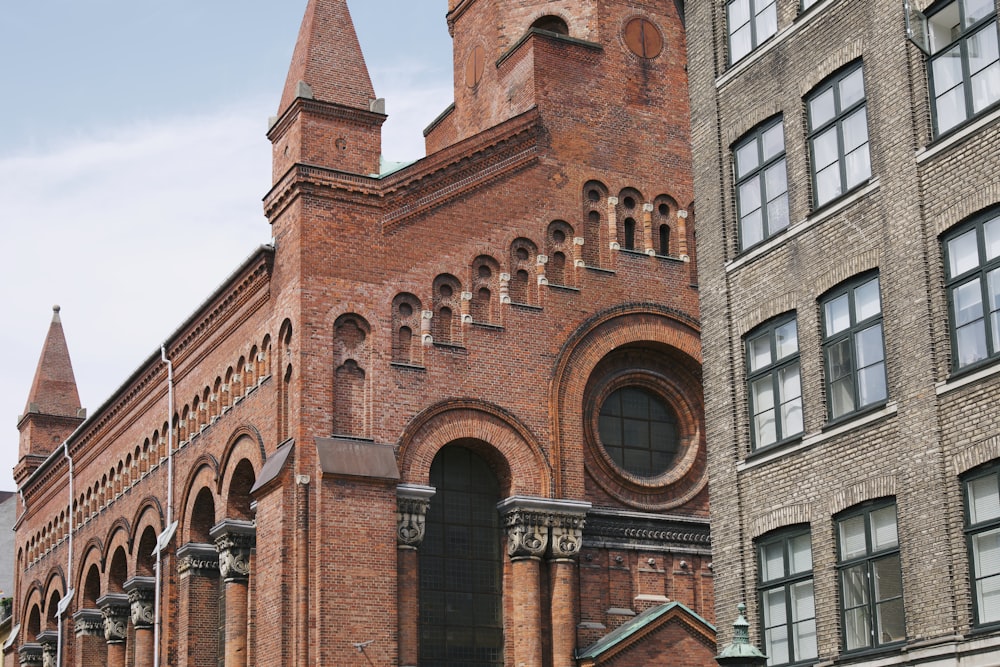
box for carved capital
[497,497,591,561]
[211,518,256,582]
[124,577,155,630]
[396,485,435,549]
[177,542,220,576]
[36,632,56,667]
[97,593,129,644]
[17,644,42,666]
[72,609,105,638]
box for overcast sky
[0,1,452,491]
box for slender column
[36,631,56,667]
[17,643,42,666]
[642,202,655,255]
[125,577,155,667]
[212,519,256,667]
[176,543,221,667]
[72,609,106,667]
[396,484,435,667]
[499,499,549,667]
[98,593,129,667]
[548,508,588,667]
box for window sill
[822,400,890,432]
[717,0,840,90]
[917,106,1000,165]
[726,180,880,274]
[737,402,897,472]
[936,358,1000,396]
[390,362,425,371]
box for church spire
[277,0,377,117]
[23,305,81,419]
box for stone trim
[97,593,129,643]
[396,484,435,549]
[176,542,221,576]
[749,505,812,540]
[583,507,711,553]
[72,608,104,637]
[17,643,42,666]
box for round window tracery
[598,386,679,478]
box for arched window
[420,446,503,667]
[624,218,637,250]
[531,15,568,35]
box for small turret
[16,306,85,484]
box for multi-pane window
[802,0,821,10]
[943,209,1000,369]
[735,119,790,251]
[728,0,778,64]
[758,529,817,665]
[837,502,905,652]
[807,64,871,207]
[927,0,1000,135]
[821,274,887,420]
[964,466,1000,626]
[598,387,680,477]
[746,316,803,449]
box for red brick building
[8,1,713,666]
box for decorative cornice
[17,643,42,666]
[211,519,256,581]
[583,508,711,553]
[396,485,435,549]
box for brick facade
[8,1,716,666]
[688,0,1000,664]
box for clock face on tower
[623,17,663,58]
[465,45,485,88]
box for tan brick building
[7,1,717,666]
[687,0,1000,665]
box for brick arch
[797,44,866,98]
[935,196,1000,237]
[75,542,104,606]
[21,582,43,638]
[749,505,813,540]
[550,304,703,507]
[397,399,549,498]
[725,107,784,147]
[829,476,897,516]
[128,497,165,546]
[734,294,800,338]
[216,426,266,492]
[954,434,1000,477]
[813,249,881,298]
[179,462,220,545]
[102,524,130,592]
[42,568,66,619]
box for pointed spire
[23,305,82,419]
[278,0,376,116]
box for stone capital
[396,484,435,549]
[211,518,256,581]
[497,497,591,561]
[17,643,42,666]
[97,593,129,644]
[124,576,155,630]
[72,608,104,638]
[36,632,56,667]
[177,542,221,576]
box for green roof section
[576,601,716,660]
[376,155,417,178]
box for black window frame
[835,500,905,653]
[734,117,790,252]
[820,272,888,422]
[727,0,779,65]
[598,386,680,479]
[756,527,818,666]
[926,0,1000,137]
[942,207,1000,372]
[963,464,1000,628]
[806,63,872,209]
[745,314,804,451]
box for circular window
[623,18,663,59]
[598,387,679,477]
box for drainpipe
[55,442,74,667]
[153,346,178,667]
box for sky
[0,1,453,492]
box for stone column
[98,593,129,667]
[498,498,549,667]
[72,609,105,667]
[36,631,56,667]
[176,543,221,667]
[211,519,256,667]
[396,484,435,667]
[548,505,589,667]
[17,643,42,666]
[125,577,155,667]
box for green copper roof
[576,602,716,660]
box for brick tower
[9,1,713,666]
